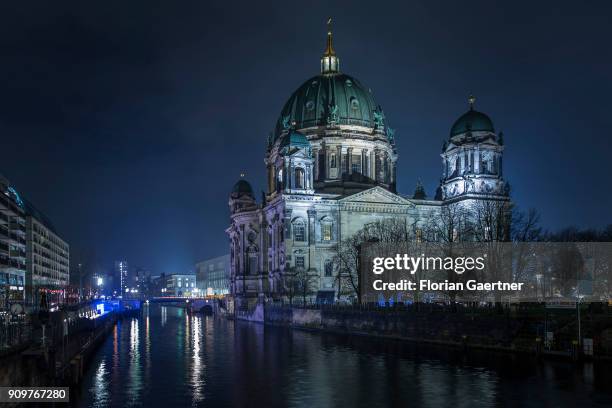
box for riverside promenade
[0,300,141,389]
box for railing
[0,315,32,353]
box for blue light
[7,186,24,208]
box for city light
[97,277,103,286]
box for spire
[468,94,476,111]
[324,17,335,57]
[321,18,340,74]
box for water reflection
[77,305,612,407]
[127,318,142,406]
[161,306,167,327]
[144,307,151,384]
[190,314,205,404]
[91,360,108,407]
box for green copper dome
[274,73,381,138]
[280,130,309,148]
[450,109,495,137]
[231,179,254,197]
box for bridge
[147,297,216,314]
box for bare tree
[332,218,409,304]
[421,202,473,304]
[280,270,298,306]
[281,267,317,305]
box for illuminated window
[295,168,305,189]
[416,229,423,243]
[322,222,332,241]
[293,221,305,242]
[330,153,337,168]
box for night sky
[1,0,611,275]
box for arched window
[321,219,333,241]
[293,220,306,242]
[295,168,305,189]
[277,168,284,191]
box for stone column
[370,150,376,180]
[347,147,353,175]
[313,148,319,181]
[307,209,316,271]
[323,144,329,180]
[336,145,342,179]
[361,149,367,177]
[239,224,245,278]
[474,148,480,174]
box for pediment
[286,148,311,159]
[340,186,411,206]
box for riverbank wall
[233,302,612,361]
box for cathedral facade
[226,27,509,305]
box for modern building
[226,26,510,306]
[195,255,230,295]
[114,260,128,296]
[165,274,196,297]
[0,175,27,310]
[134,267,151,297]
[24,201,70,307]
[1,175,70,309]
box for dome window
[311,80,318,86]
[345,79,352,87]
[306,100,315,111]
[350,97,360,110]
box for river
[72,304,612,407]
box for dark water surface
[73,305,612,407]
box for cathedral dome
[273,21,385,141]
[450,96,494,137]
[231,179,254,198]
[274,73,380,139]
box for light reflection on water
[76,305,612,407]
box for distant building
[134,267,151,297]
[195,255,230,296]
[166,274,196,297]
[151,273,167,297]
[0,175,27,310]
[114,261,128,295]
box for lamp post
[78,263,83,303]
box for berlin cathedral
[227,24,510,305]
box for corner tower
[438,96,510,203]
